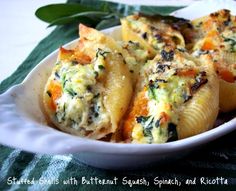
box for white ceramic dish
[1,0,236,170]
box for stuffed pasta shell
[43,38,133,139]
[192,9,236,112]
[122,48,219,143]
[121,14,187,57]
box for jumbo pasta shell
[43,28,133,139]
[121,14,186,58]
[122,49,219,143]
[177,55,219,139]
[191,10,236,112]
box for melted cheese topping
[125,15,184,51]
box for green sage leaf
[48,11,110,27]
[35,3,97,23]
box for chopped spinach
[56,104,66,122]
[54,72,60,79]
[87,116,93,125]
[94,71,99,78]
[155,119,160,128]
[148,82,158,100]
[94,93,100,99]
[155,79,167,83]
[65,88,77,97]
[191,72,208,92]
[94,112,99,117]
[156,62,170,73]
[136,116,154,138]
[143,117,154,138]
[98,65,105,70]
[70,118,78,127]
[161,50,174,61]
[96,48,110,59]
[62,79,67,88]
[177,48,186,52]
[222,36,236,52]
[136,116,150,124]
[62,104,66,121]
[88,94,100,125]
[148,79,167,100]
[128,40,140,47]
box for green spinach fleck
[223,36,236,52]
[96,48,110,59]
[98,65,105,70]
[161,50,174,61]
[65,88,77,97]
[136,116,154,138]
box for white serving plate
[1,0,236,170]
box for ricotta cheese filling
[131,50,208,144]
[51,49,111,132]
